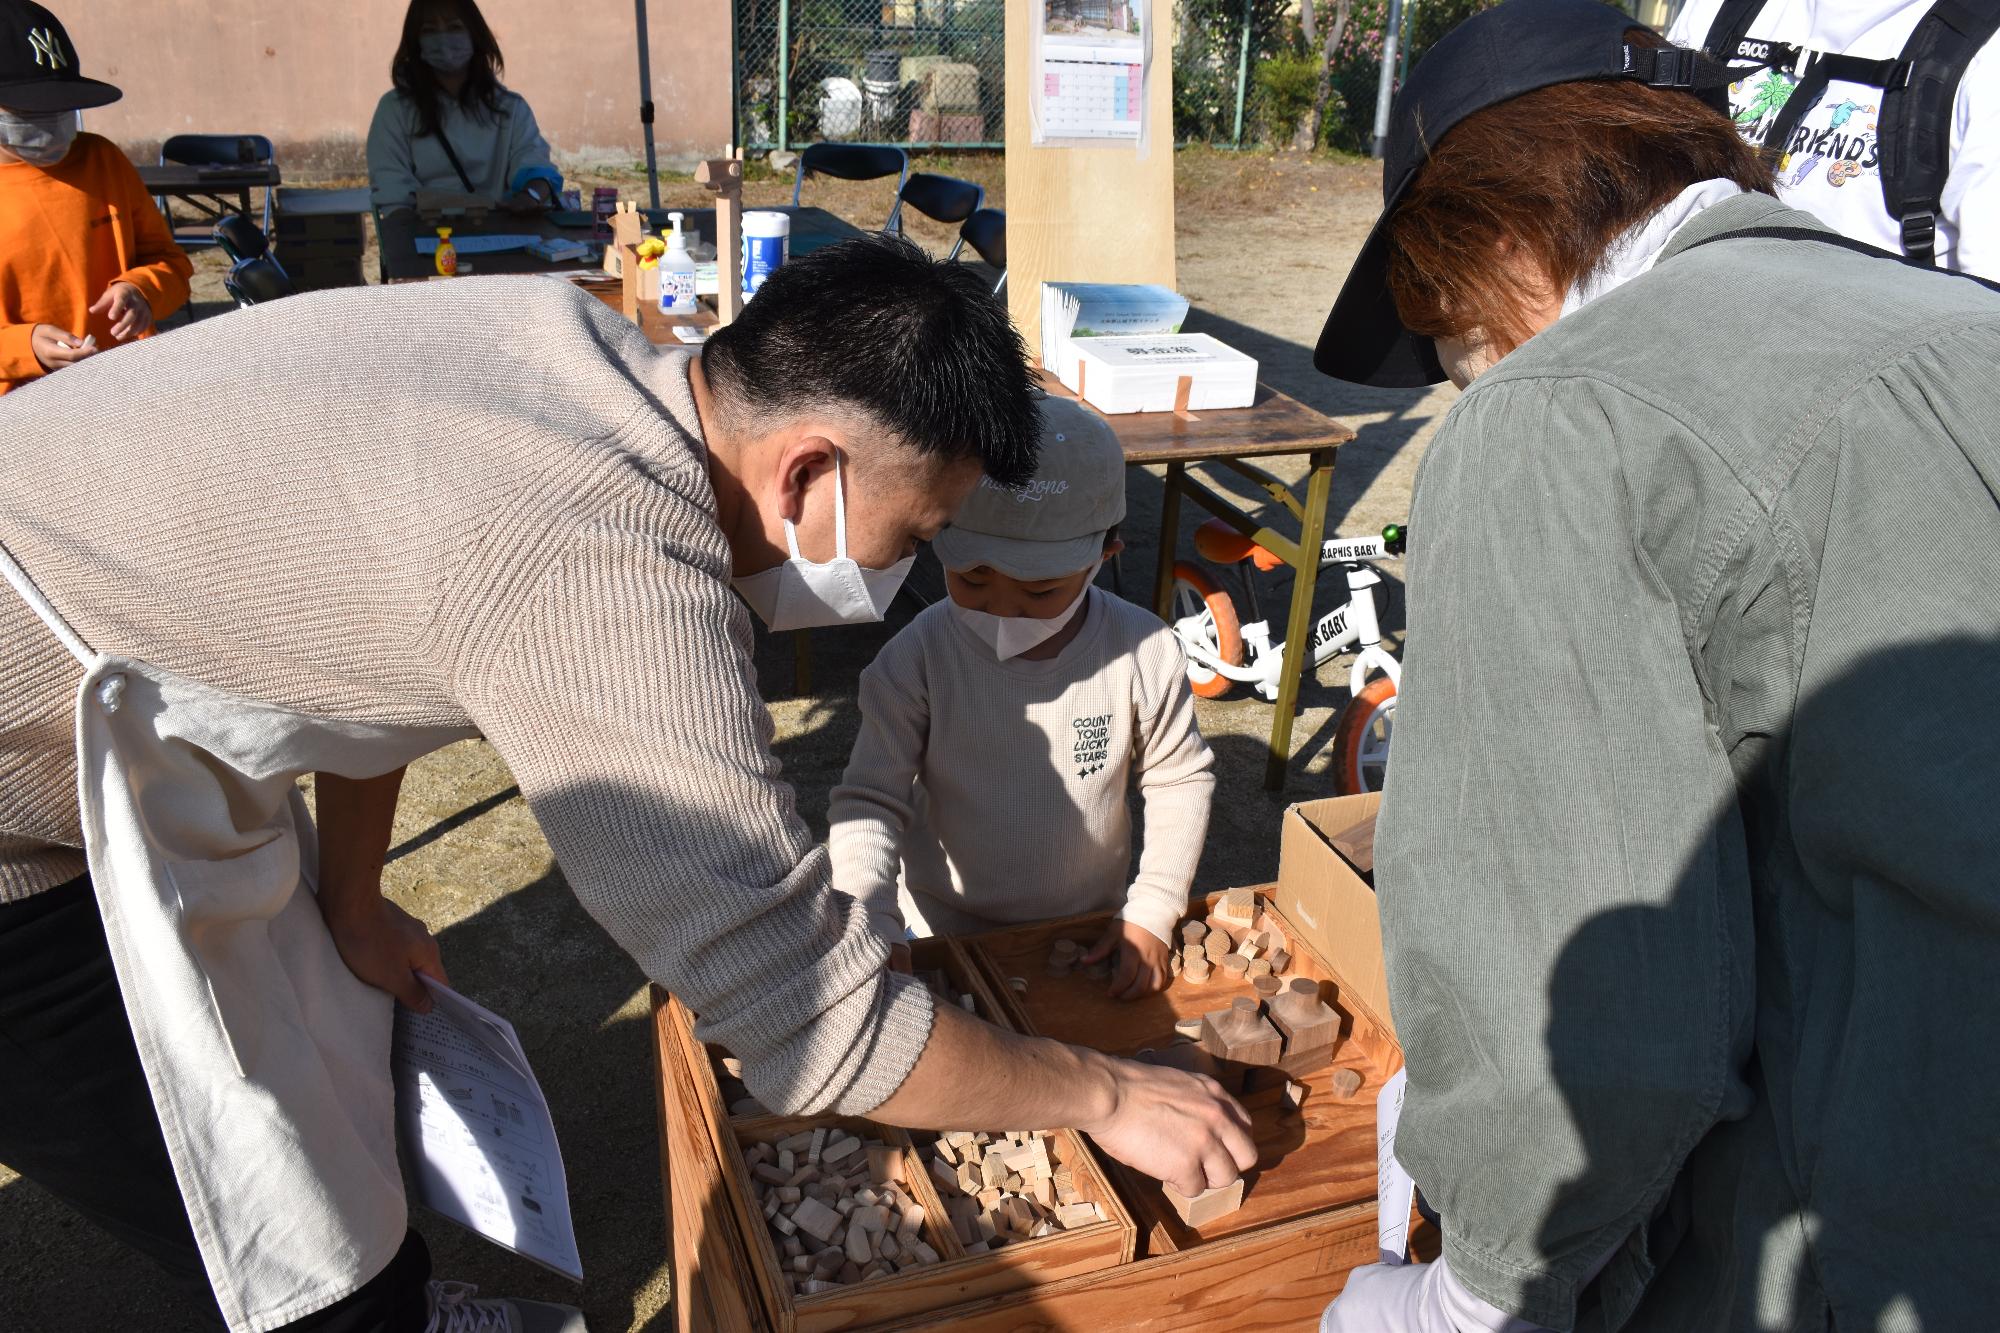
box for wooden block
[866,1143,902,1183]
[1269,977,1342,1072]
[1163,1178,1245,1227]
[822,1134,861,1164]
[1332,1067,1364,1098]
[845,1223,872,1265]
[1220,954,1250,980]
[1202,932,1231,963]
[1252,975,1282,1000]
[791,1196,842,1244]
[1174,1015,1205,1040]
[1247,958,1274,979]
[1198,996,1283,1068]
[1180,920,1208,947]
[1056,1201,1104,1229]
[1216,888,1257,925]
[1283,1080,1308,1112]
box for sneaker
[424,1279,588,1333]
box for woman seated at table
[366,0,562,215]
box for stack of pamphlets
[1040,282,1190,389]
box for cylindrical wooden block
[1221,955,1250,979]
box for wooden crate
[964,888,1399,1254]
[655,887,1417,1330]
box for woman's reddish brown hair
[1387,29,1774,356]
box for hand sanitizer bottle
[660,213,698,316]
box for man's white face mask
[731,451,915,631]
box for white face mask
[0,109,77,167]
[419,30,475,73]
[731,452,914,632]
[950,580,1091,660]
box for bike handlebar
[1382,523,1407,555]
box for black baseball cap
[0,1,121,113]
[1313,0,1725,387]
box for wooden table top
[378,205,865,282]
[1038,370,1355,465]
[138,163,282,193]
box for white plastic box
[1071,333,1258,414]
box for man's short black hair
[700,232,1041,487]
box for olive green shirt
[1378,193,2000,1331]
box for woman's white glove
[1321,1259,1551,1333]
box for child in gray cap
[830,397,1215,997]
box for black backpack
[1697,0,2000,264]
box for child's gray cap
[930,396,1126,581]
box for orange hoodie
[0,132,194,394]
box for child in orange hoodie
[0,0,191,394]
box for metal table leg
[1152,461,1186,621]
[1264,449,1336,790]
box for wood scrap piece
[1215,887,1257,925]
[1164,1177,1245,1227]
[1332,1067,1364,1098]
[791,1196,842,1244]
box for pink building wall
[60,0,734,177]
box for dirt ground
[0,149,1455,1332]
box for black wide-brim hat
[0,0,123,113]
[1313,0,1723,387]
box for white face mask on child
[732,452,915,632]
[0,110,77,167]
[950,582,1090,660]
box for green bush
[1252,50,1320,145]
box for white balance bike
[1170,519,1407,795]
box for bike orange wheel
[1169,561,1244,699]
[1330,675,1397,794]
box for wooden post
[1004,0,1177,353]
[695,158,745,326]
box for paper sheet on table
[392,978,583,1280]
[1376,1066,1416,1265]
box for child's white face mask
[950,582,1090,660]
[0,110,77,167]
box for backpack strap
[1673,223,2000,292]
[1879,0,2000,264]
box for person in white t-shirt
[830,397,1216,999]
[1670,0,1999,276]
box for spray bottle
[434,226,457,277]
[659,211,698,316]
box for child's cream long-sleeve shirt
[830,587,1215,948]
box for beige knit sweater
[0,277,932,1116]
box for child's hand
[30,323,96,371]
[1082,920,1171,1000]
[90,281,153,341]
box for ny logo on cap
[28,26,68,69]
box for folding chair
[958,208,1007,293]
[791,144,910,231]
[157,133,277,252]
[212,217,293,307]
[888,172,984,252]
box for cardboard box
[1273,794,1390,1028]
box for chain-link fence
[730,0,1543,155]
[734,0,1007,151]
